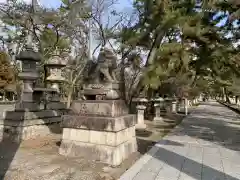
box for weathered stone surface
[83,82,120,91]
[15,102,41,111]
[0,109,63,142]
[62,114,136,132]
[62,126,135,147]
[0,117,61,127]
[0,122,61,142]
[46,102,66,110]
[0,103,15,112]
[71,100,128,117]
[59,137,137,166]
[0,110,63,121]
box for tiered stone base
[59,127,137,166]
[0,110,63,142]
[60,112,137,166]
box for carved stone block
[71,100,128,117]
[62,114,136,132]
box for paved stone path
[120,101,240,180]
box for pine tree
[0,51,16,92]
[120,0,239,99]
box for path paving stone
[120,101,240,180]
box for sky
[0,0,132,9]
[0,0,133,54]
[0,0,61,7]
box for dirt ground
[0,113,185,180]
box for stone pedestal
[59,100,137,166]
[0,110,63,142]
[136,105,146,129]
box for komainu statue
[83,47,118,84]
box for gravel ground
[0,113,185,180]
[0,134,140,180]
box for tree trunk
[67,85,74,108]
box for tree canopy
[0,0,239,102]
[119,0,240,99]
[0,51,16,93]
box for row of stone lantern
[16,45,66,111]
[133,97,200,129]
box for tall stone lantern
[16,45,41,110]
[45,53,66,101]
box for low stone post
[136,105,147,129]
[192,99,195,105]
[184,98,188,115]
[223,95,227,102]
[171,100,177,113]
[194,99,198,104]
[177,99,182,112]
[190,100,193,106]
[154,103,161,121]
[153,97,164,122]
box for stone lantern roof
[16,46,42,62]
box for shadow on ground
[0,104,66,179]
[146,142,239,180]
[120,102,240,180]
[176,105,240,151]
[136,111,186,155]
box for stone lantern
[136,98,148,129]
[45,53,66,101]
[15,45,41,110]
